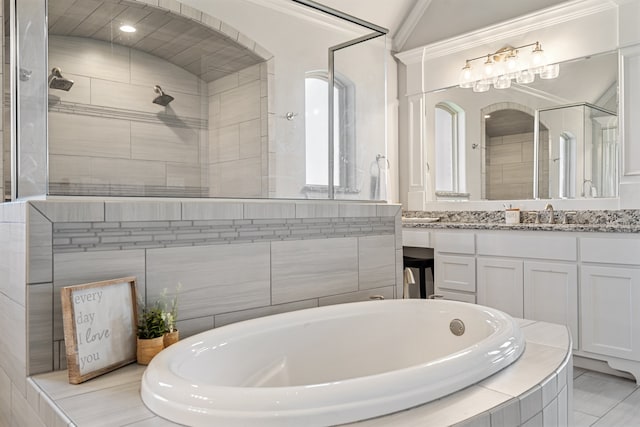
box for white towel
[403,268,415,299]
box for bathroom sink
[403,217,440,223]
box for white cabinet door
[581,266,640,361]
[524,261,578,350]
[477,258,523,318]
[435,255,476,293]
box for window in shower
[304,72,355,192]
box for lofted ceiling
[313,0,572,51]
[47,0,263,82]
[312,0,418,37]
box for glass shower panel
[537,102,618,199]
[2,0,10,201]
[25,0,388,200]
[16,0,48,198]
[332,34,387,200]
[588,105,618,198]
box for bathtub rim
[141,299,525,426]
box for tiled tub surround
[0,199,402,426]
[403,209,640,232]
[27,319,572,426]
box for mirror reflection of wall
[482,108,548,200]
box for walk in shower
[4,0,388,201]
[536,102,619,199]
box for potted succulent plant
[162,284,181,347]
[137,303,166,365]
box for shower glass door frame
[293,0,388,199]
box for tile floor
[573,367,640,426]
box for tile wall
[47,35,209,198]
[207,61,271,198]
[486,131,549,200]
[0,198,401,424]
[0,202,29,426]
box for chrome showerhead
[48,67,74,91]
[153,85,174,106]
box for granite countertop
[402,209,640,233]
[402,221,640,233]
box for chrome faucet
[544,203,555,224]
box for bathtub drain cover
[450,319,465,336]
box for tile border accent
[52,216,395,254]
[48,101,209,129]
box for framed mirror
[424,51,618,201]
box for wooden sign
[61,277,138,384]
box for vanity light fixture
[459,41,559,91]
[119,24,136,33]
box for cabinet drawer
[402,229,431,248]
[581,237,640,265]
[434,232,475,254]
[476,233,576,261]
[435,254,476,292]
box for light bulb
[459,62,474,88]
[119,24,136,33]
[531,42,546,72]
[484,55,494,77]
[506,51,518,71]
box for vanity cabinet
[434,232,476,303]
[477,258,523,318]
[580,236,640,363]
[581,265,640,361]
[476,258,579,348]
[524,261,578,350]
[426,228,640,380]
[432,229,580,348]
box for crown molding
[393,0,433,51]
[241,0,367,37]
[395,0,618,65]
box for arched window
[304,72,354,191]
[435,102,465,194]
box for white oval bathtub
[141,299,525,426]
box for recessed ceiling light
[119,25,136,33]
[484,114,491,119]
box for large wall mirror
[424,51,618,201]
[4,0,387,201]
